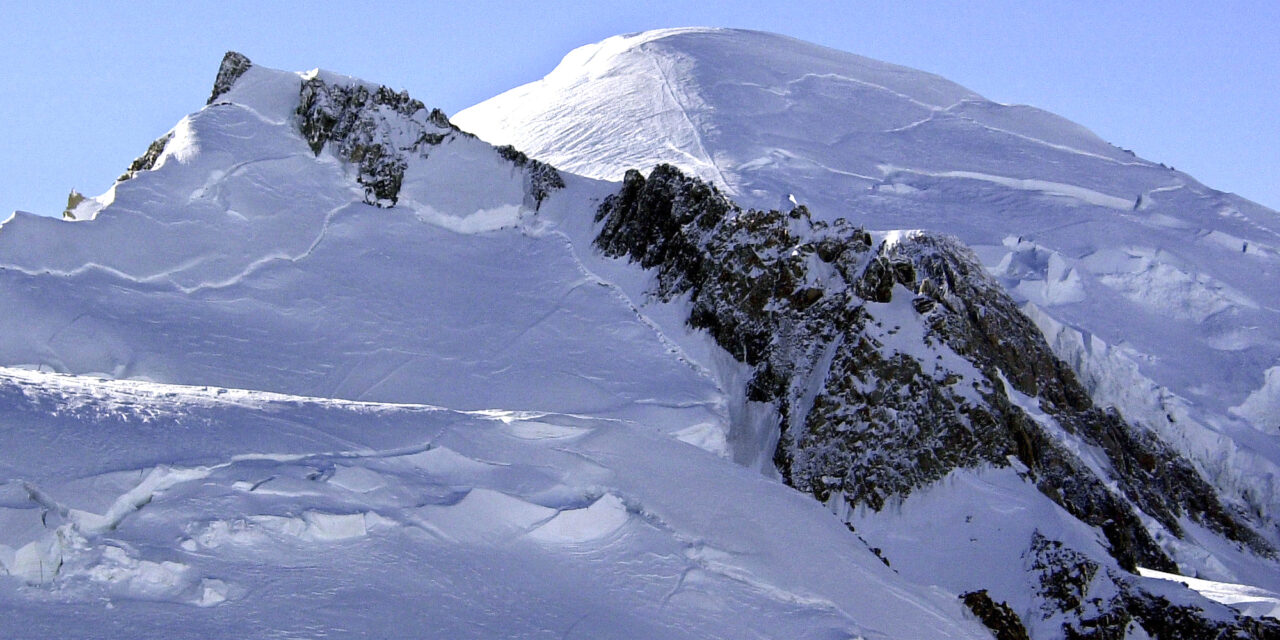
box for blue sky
[3,1,1277,215]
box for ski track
[641,43,735,192]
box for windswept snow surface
[0,368,989,639]
[456,27,1280,534]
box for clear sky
[3,1,1277,216]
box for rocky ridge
[289,55,562,209]
[593,164,1278,638]
[202,53,565,209]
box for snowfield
[0,368,988,639]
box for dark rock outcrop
[61,189,85,220]
[296,79,439,207]
[886,235,1271,558]
[117,132,174,183]
[293,78,562,209]
[961,590,1032,640]
[496,145,565,209]
[207,51,252,105]
[1025,533,1280,640]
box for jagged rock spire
[207,51,252,105]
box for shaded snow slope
[456,27,1280,534]
[0,368,990,639]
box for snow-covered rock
[583,162,1279,637]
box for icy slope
[456,26,1280,536]
[0,368,989,639]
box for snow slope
[0,62,722,433]
[456,27,1280,536]
[0,367,988,639]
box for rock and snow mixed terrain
[459,26,1280,633]
[2,28,1278,639]
[457,27,1280,532]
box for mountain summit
[455,27,1121,207]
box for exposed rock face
[207,51,252,105]
[1025,533,1280,639]
[296,78,446,207]
[117,132,173,183]
[885,236,1272,558]
[1027,532,1102,623]
[496,145,565,210]
[593,164,1275,636]
[962,590,1032,640]
[294,79,562,209]
[61,189,85,220]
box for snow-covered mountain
[0,51,992,640]
[456,28,1280,531]
[458,22,1280,620]
[1,34,1278,638]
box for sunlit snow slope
[456,27,1280,532]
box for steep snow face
[456,27,1280,532]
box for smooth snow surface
[457,26,1280,535]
